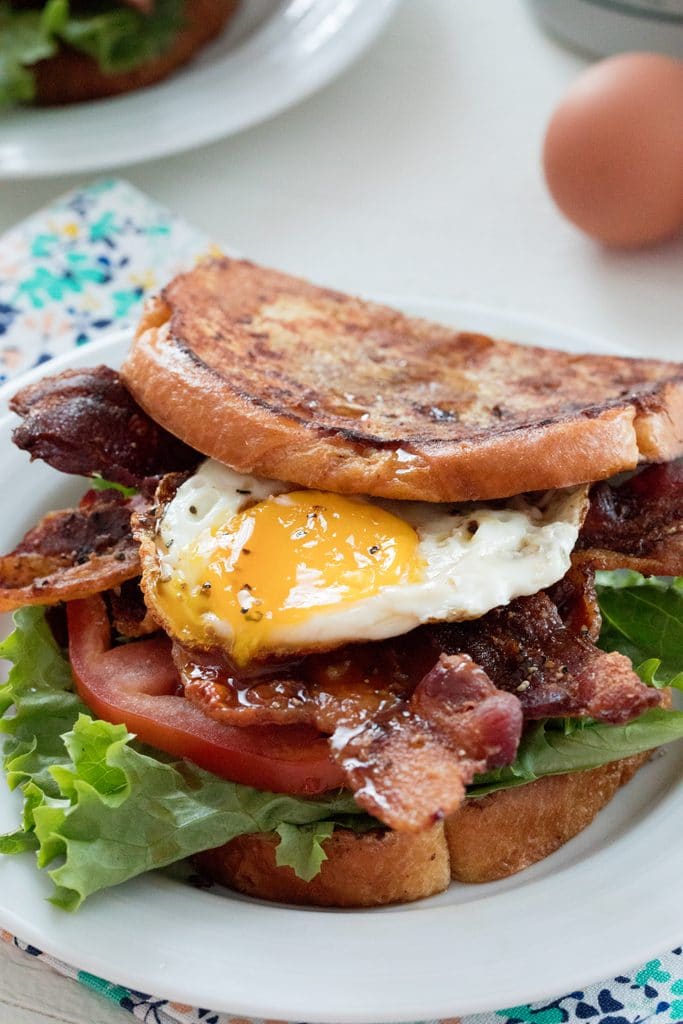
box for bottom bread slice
[192,753,649,907]
[194,825,451,907]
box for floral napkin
[0,178,212,377]
[0,179,681,1024]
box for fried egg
[145,460,587,665]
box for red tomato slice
[67,596,344,795]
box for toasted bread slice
[124,259,683,503]
[193,754,649,906]
[194,824,451,907]
[444,752,647,883]
[32,0,239,106]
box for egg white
[151,459,587,656]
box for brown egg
[543,53,683,247]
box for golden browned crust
[122,259,683,503]
[192,756,649,905]
[445,753,648,883]
[32,0,239,106]
[193,825,451,907]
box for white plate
[0,0,397,179]
[0,299,680,1023]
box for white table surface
[0,2,681,1021]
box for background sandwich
[0,258,682,909]
[1,0,239,106]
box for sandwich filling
[0,363,681,907]
[1,0,185,105]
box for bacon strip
[410,654,523,768]
[173,636,432,729]
[0,490,143,612]
[547,564,602,642]
[178,576,658,736]
[576,460,683,576]
[175,643,523,830]
[11,366,198,489]
[108,578,160,638]
[338,655,522,830]
[431,591,661,724]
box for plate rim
[0,298,680,1022]
[0,0,399,180]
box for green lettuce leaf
[274,816,377,881]
[469,707,683,797]
[57,0,185,75]
[275,821,336,882]
[0,607,370,909]
[0,0,66,105]
[596,571,683,689]
[0,0,185,106]
[89,474,137,497]
[0,605,87,802]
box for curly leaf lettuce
[468,707,683,797]
[274,821,336,882]
[596,572,683,689]
[0,607,369,909]
[0,0,185,106]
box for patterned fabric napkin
[0,178,212,376]
[0,179,681,1024]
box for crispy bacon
[174,635,434,729]
[331,710,474,830]
[576,460,683,575]
[177,571,657,737]
[547,564,602,642]
[107,578,160,638]
[11,366,198,489]
[175,642,523,830]
[338,656,522,830]
[0,490,143,612]
[410,655,523,768]
[431,591,661,724]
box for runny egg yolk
[157,490,423,665]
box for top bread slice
[123,258,683,503]
[32,0,238,106]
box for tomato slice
[67,596,344,795]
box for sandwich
[0,257,682,910]
[1,0,238,107]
